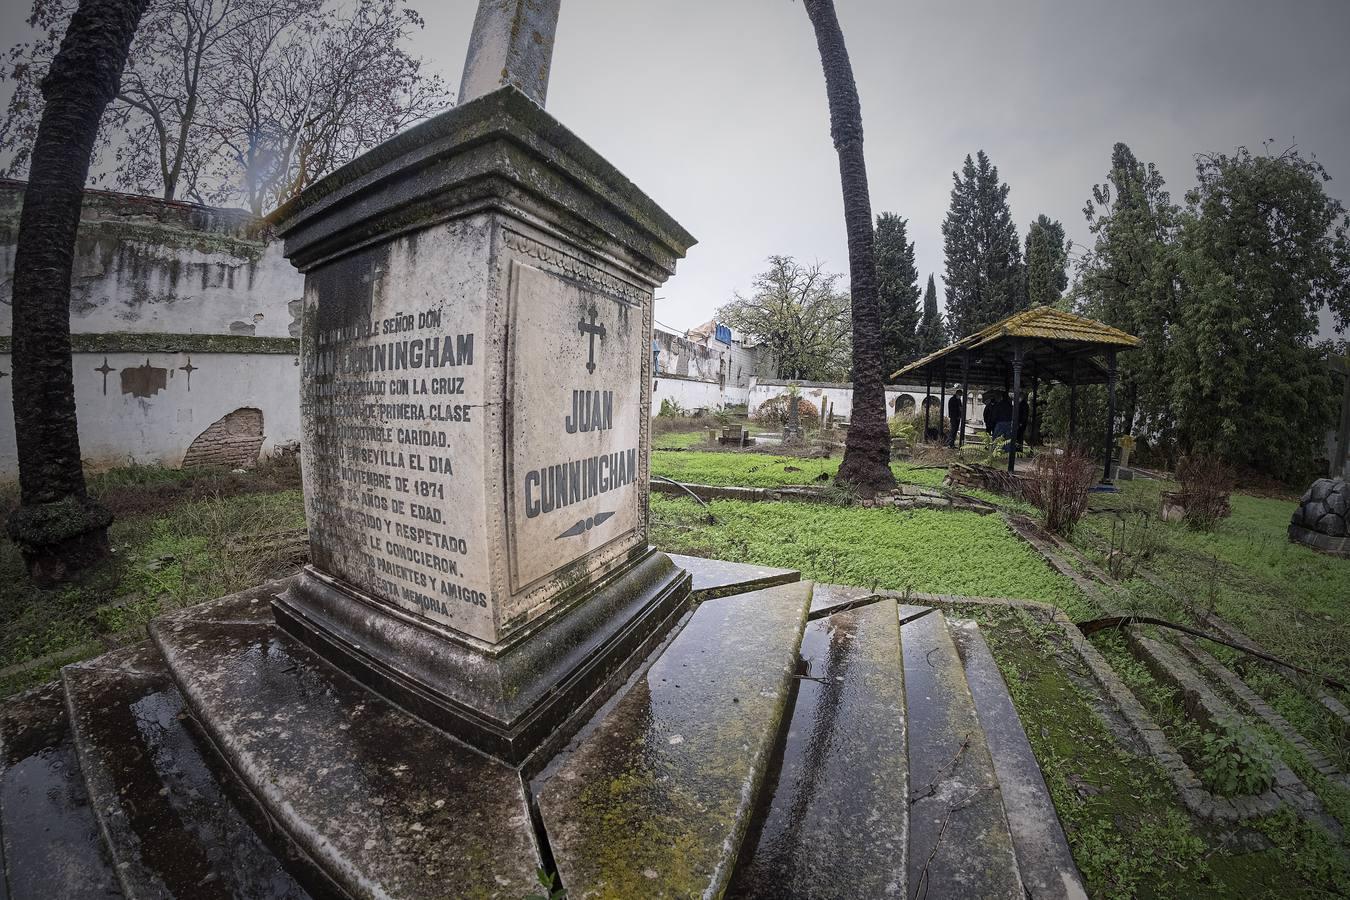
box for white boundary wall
[652,375,746,414]
[0,350,300,473]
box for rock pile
[1289,478,1350,557]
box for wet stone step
[150,615,540,900]
[729,599,907,899]
[535,579,814,899]
[901,611,1022,900]
[949,619,1087,900]
[666,553,799,600]
[61,643,311,899]
[0,682,122,900]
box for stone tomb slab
[665,552,799,599]
[61,651,310,899]
[535,579,813,898]
[950,619,1087,900]
[0,682,122,900]
[729,599,908,899]
[901,611,1021,900]
[150,615,539,900]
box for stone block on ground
[535,580,813,899]
[151,615,540,899]
[62,647,311,899]
[0,682,122,900]
[901,611,1022,900]
[729,600,907,899]
[666,553,799,600]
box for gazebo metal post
[1103,350,1118,482]
[1030,374,1040,448]
[939,363,948,446]
[1008,343,1024,473]
[1068,359,1078,447]
[959,350,971,447]
[923,371,932,443]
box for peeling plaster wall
[0,181,303,338]
[0,351,300,473]
[0,181,305,477]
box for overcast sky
[3,0,1348,337]
[423,0,1350,337]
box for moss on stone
[6,495,113,547]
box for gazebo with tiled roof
[891,306,1141,477]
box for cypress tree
[914,274,948,357]
[1024,214,1069,307]
[1078,143,1180,441]
[942,150,1023,338]
[875,211,921,373]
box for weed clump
[1024,448,1097,536]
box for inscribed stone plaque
[301,222,494,639]
[506,258,642,592]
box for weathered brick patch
[182,407,265,469]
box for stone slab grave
[0,3,1084,897]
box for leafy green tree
[914,273,948,358]
[1169,145,1349,481]
[716,256,851,382]
[1024,214,1069,307]
[1077,143,1181,443]
[942,150,1023,338]
[875,211,921,374]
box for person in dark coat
[947,390,964,447]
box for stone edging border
[903,590,1341,829]
[649,480,998,515]
[1125,630,1335,826]
[1178,635,1350,790]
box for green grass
[652,429,713,450]
[651,494,1085,610]
[1073,479,1350,685]
[973,605,1349,899]
[0,475,306,697]
[649,449,950,491]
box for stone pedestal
[270,86,696,763]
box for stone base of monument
[271,550,691,765]
[0,558,1088,900]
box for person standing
[947,390,964,447]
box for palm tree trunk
[6,0,149,584]
[802,0,894,494]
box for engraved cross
[578,305,606,374]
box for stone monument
[269,1,697,764]
[0,5,1087,897]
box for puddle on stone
[0,686,122,899]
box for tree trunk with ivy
[6,0,148,584]
[802,0,895,495]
